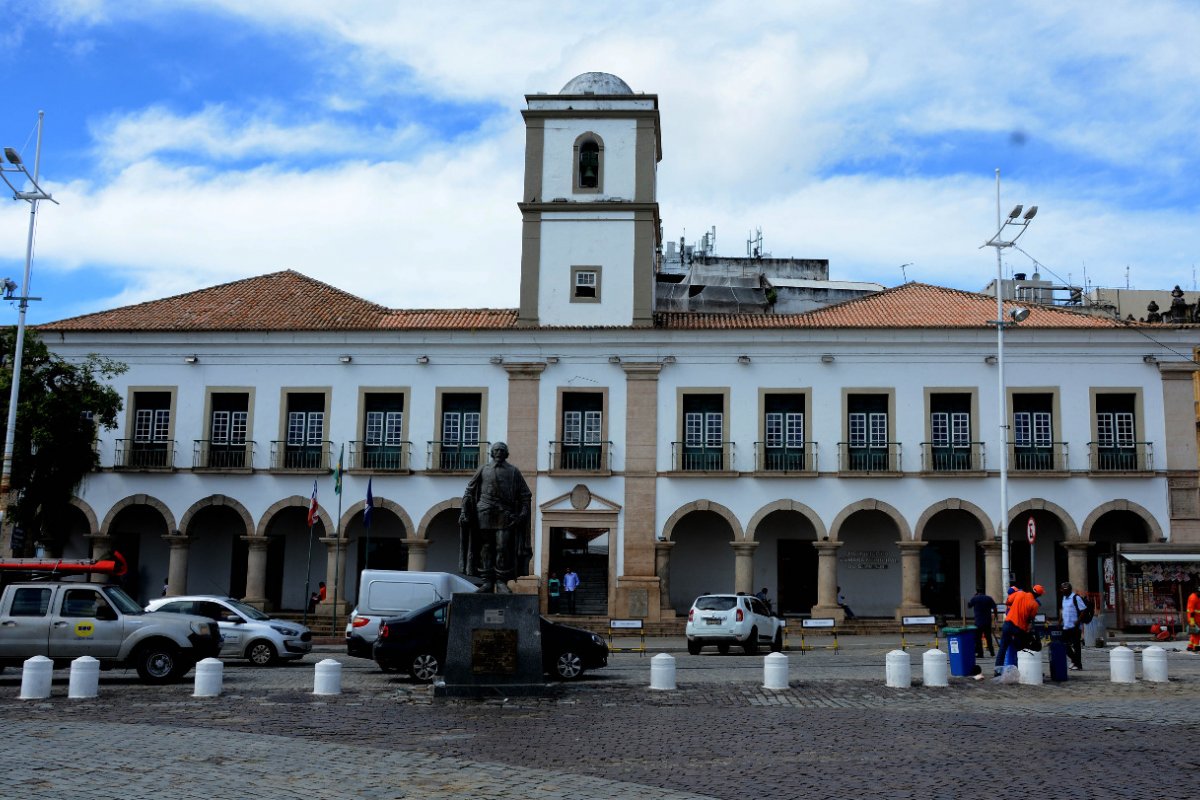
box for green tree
[0,328,125,555]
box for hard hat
[1032,584,1045,596]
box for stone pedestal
[979,540,1003,603]
[1062,541,1093,593]
[438,593,546,697]
[654,540,675,613]
[242,536,270,609]
[810,540,844,621]
[320,536,349,606]
[164,534,190,597]
[614,575,661,622]
[403,537,429,572]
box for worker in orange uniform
[1187,586,1200,653]
[994,584,1044,675]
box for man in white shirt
[563,567,580,614]
[1060,581,1084,671]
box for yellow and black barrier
[796,617,840,653]
[900,615,939,651]
[607,618,646,655]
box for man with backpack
[1060,581,1085,671]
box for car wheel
[246,640,278,667]
[771,629,784,653]
[687,639,701,655]
[135,641,181,684]
[554,650,584,680]
[409,653,440,682]
[743,627,759,655]
[717,643,730,655]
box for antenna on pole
[899,263,912,283]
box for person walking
[1187,586,1200,653]
[1059,581,1084,670]
[995,584,1044,675]
[967,587,997,657]
[563,567,580,615]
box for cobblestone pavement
[1,640,1198,799]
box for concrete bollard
[1110,646,1136,684]
[68,656,100,699]
[922,649,949,687]
[649,653,676,691]
[1017,649,1043,685]
[20,655,53,700]
[313,658,342,695]
[885,650,911,688]
[193,657,224,697]
[1141,646,1168,683]
[763,652,789,690]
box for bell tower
[517,72,661,328]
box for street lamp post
[983,168,1036,592]
[0,112,55,541]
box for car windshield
[101,585,144,615]
[694,596,736,611]
[224,598,271,621]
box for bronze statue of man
[459,442,532,593]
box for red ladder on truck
[0,551,127,577]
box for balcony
[269,441,333,471]
[349,441,413,472]
[113,439,176,471]
[920,442,985,473]
[753,442,818,474]
[426,441,490,473]
[671,441,734,473]
[193,440,255,471]
[548,440,612,473]
[837,442,901,473]
[1087,442,1153,473]
[1008,442,1068,472]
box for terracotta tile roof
[40,273,1124,334]
[656,282,1126,330]
[42,271,397,332]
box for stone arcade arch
[416,498,464,575]
[338,496,415,603]
[180,495,255,598]
[745,500,826,615]
[61,497,98,560]
[256,495,332,612]
[914,499,992,616]
[663,500,743,613]
[1006,498,1076,595]
[829,499,913,618]
[100,494,175,606]
[1079,500,1161,595]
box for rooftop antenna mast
[746,228,763,259]
[900,262,912,283]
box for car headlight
[591,634,604,646]
[271,625,300,636]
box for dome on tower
[559,72,633,95]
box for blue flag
[363,478,373,528]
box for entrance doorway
[777,540,817,614]
[920,540,960,616]
[549,528,608,615]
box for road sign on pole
[1026,516,1037,544]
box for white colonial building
[25,73,1200,628]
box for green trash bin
[943,626,977,676]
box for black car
[372,600,608,682]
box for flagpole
[332,444,344,633]
[302,480,317,627]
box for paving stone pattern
[1,644,1198,799]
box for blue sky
[1,1,1198,324]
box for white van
[345,570,478,658]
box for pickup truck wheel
[135,641,181,684]
[246,640,278,667]
[409,653,440,682]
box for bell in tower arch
[579,140,600,188]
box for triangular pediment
[540,484,621,513]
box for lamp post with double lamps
[983,168,1036,592]
[0,112,57,544]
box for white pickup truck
[0,581,222,683]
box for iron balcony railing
[1007,442,1068,472]
[753,441,818,473]
[548,440,612,471]
[348,440,412,471]
[426,441,490,472]
[920,442,985,472]
[193,440,255,470]
[1087,441,1153,472]
[837,442,901,473]
[269,440,333,471]
[114,439,176,470]
[671,441,734,472]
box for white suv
[685,593,784,655]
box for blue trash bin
[1048,626,1068,682]
[944,626,977,676]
